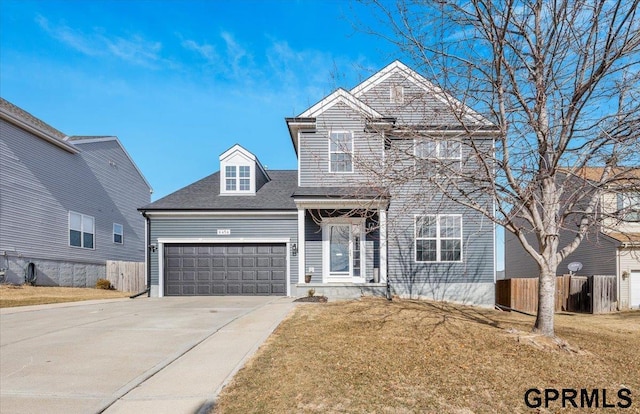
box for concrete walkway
[0,296,296,414]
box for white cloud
[182,39,218,63]
[36,14,164,68]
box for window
[416,139,461,160]
[113,223,123,244]
[330,131,353,172]
[618,192,640,222]
[415,139,461,174]
[239,166,250,191]
[69,211,94,249]
[224,165,251,192]
[415,215,462,262]
[225,166,237,191]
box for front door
[325,222,365,282]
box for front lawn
[214,298,640,413]
[0,284,131,308]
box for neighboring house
[505,167,640,310]
[0,98,152,287]
[139,61,497,305]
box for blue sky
[1,0,505,269]
[1,0,401,199]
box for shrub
[307,288,315,297]
[96,278,113,290]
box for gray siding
[149,216,298,293]
[0,121,149,285]
[295,69,496,304]
[299,102,384,188]
[356,72,464,126]
[505,227,618,278]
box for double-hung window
[69,211,95,249]
[415,139,461,173]
[415,214,462,262]
[225,165,251,192]
[618,192,640,222]
[113,223,123,244]
[329,131,353,173]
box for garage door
[631,271,640,309]
[164,243,286,296]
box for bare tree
[359,0,640,336]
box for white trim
[72,136,153,193]
[68,210,95,250]
[298,88,383,119]
[380,208,388,283]
[328,130,354,173]
[297,131,302,185]
[414,214,464,263]
[286,241,291,296]
[113,222,124,244]
[295,199,389,210]
[221,164,254,195]
[157,237,291,244]
[350,60,492,126]
[298,208,306,283]
[158,241,164,298]
[142,211,297,218]
[321,218,366,283]
[0,108,78,153]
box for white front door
[324,222,365,283]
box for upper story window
[415,214,462,262]
[329,131,353,173]
[225,165,251,192]
[618,192,640,222]
[113,223,123,244]
[416,139,461,160]
[69,211,95,249]
[415,139,461,173]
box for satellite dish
[568,262,583,273]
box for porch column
[380,208,387,283]
[298,207,305,283]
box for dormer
[219,144,269,195]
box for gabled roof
[286,88,390,155]
[0,97,78,153]
[140,170,297,211]
[219,143,269,181]
[569,167,640,183]
[297,88,383,119]
[351,60,494,127]
[69,136,153,193]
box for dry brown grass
[0,284,131,308]
[215,298,640,414]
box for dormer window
[225,165,251,192]
[219,144,270,196]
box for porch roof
[293,186,389,199]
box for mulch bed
[293,296,328,303]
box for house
[139,61,498,305]
[0,97,152,287]
[505,167,640,310]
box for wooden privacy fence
[106,261,145,293]
[496,274,617,314]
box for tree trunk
[533,267,556,337]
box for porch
[295,282,388,300]
[294,189,389,293]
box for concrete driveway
[0,296,295,414]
